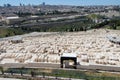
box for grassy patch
[2,68,120,80]
[0,27,25,38]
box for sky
[0,0,120,6]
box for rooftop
[61,53,77,58]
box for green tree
[0,66,4,75]
[31,70,35,77]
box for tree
[113,24,117,30]
[31,71,35,77]
[20,67,24,76]
[69,74,72,80]
[10,70,13,75]
[42,72,45,78]
[55,72,59,79]
[0,66,4,75]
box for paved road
[0,78,24,80]
[1,63,120,72]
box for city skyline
[0,0,120,6]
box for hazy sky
[0,0,120,6]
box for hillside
[0,16,120,38]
